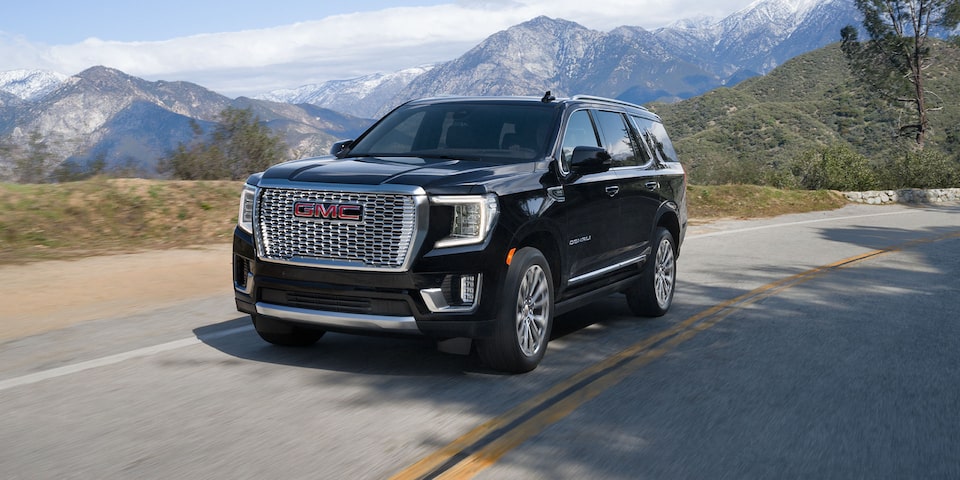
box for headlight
[238,184,257,234]
[432,194,499,248]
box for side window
[648,120,679,163]
[560,110,601,171]
[594,110,645,168]
[629,115,661,166]
[632,115,679,164]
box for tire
[252,314,325,347]
[478,247,554,373]
[627,227,677,317]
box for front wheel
[252,314,325,347]
[627,227,677,317]
[478,247,554,373]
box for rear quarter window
[631,115,679,164]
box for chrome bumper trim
[256,303,421,333]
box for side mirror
[330,139,353,157]
[569,146,612,175]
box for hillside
[0,67,372,179]
[651,41,960,185]
[264,0,861,118]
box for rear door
[592,109,658,261]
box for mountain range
[259,0,860,118]
[0,67,370,175]
[0,0,862,178]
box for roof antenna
[541,90,556,103]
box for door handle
[605,186,620,197]
[645,181,660,190]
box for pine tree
[841,0,960,149]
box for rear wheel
[627,227,676,317]
[478,247,554,373]
[252,314,325,347]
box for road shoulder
[1,244,233,341]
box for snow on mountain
[0,70,68,101]
[256,66,433,118]
[711,0,858,73]
[663,15,720,31]
[0,66,369,178]
[1,0,866,177]
[260,0,858,118]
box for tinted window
[631,115,679,164]
[628,115,660,165]
[368,111,425,153]
[560,110,601,171]
[348,103,557,162]
[595,110,645,168]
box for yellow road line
[391,230,960,480]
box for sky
[1,0,757,97]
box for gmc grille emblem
[293,202,363,221]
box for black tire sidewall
[479,247,554,373]
[627,227,676,317]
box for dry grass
[0,179,849,265]
[687,184,848,223]
[0,178,242,264]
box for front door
[557,109,623,283]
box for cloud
[1,1,751,97]
[21,4,503,95]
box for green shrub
[877,150,960,189]
[787,144,879,191]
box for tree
[51,155,107,182]
[161,107,286,180]
[13,131,58,183]
[212,107,286,179]
[841,0,960,149]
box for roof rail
[571,95,649,111]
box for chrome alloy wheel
[515,264,550,357]
[654,236,676,310]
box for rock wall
[844,188,960,205]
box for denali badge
[569,235,592,246]
[293,202,363,221]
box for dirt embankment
[1,244,233,341]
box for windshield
[346,102,559,162]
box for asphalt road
[2,202,959,479]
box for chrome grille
[257,187,418,270]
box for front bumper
[233,230,502,339]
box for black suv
[233,93,687,372]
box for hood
[259,155,539,193]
